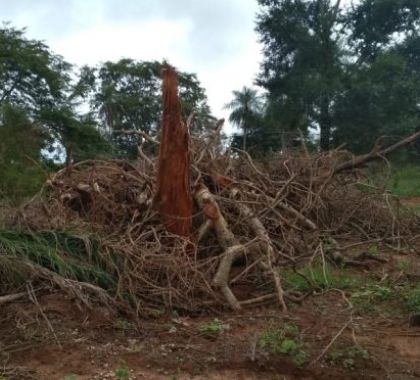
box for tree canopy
[0,25,212,200]
[250,0,420,153]
[75,59,213,157]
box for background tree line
[227,0,420,155]
[0,25,212,202]
[3,0,420,202]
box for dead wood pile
[8,66,420,316]
[11,124,419,316]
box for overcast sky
[1,0,262,132]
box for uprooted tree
[4,68,420,316]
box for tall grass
[367,164,420,197]
[387,166,420,197]
[0,229,118,292]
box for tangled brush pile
[4,126,417,316]
[3,66,420,316]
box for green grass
[259,324,309,367]
[63,374,78,380]
[0,228,120,292]
[115,366,130,380]
[350,284,394,313]
[367,164,420,197]
[283,262,408,316]
[405,286,420,313]
[282,264,357,292]
[327,345,370,369]
[199,318,229,335]
[388,166,420,197]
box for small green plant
[283,264,356,292]
[199,318,228,334]
[351,284,392,313]
[115,366,130,380]
[259,324,309,367]
[367,244,379,256]
[327,345,369,369]
[348,345,369,360]
[396,260,411,272]
[279,338,298,354]
[113,318,135,331]
[64,375,77,380]
[406,287,420,313]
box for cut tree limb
[230,189,288,311]
[334,129,420,173]
[0,292,26,305]
[115,130,160,145]
[194,184,244,310]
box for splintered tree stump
[155,65,192,237]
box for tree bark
[334,129,420,173]
[155,65,192,237]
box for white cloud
[1,0,262,134]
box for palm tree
[225,86,263,151]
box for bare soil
[3,251,420,380]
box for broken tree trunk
[334,129,420,173]
[155,65,192,237]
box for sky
[1,0,262,133]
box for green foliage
[283,264,356,292]
[0,25,71,114]
[348,0,420,62]
[388,166,420,197]
[396,259,412,273]
[327,345,370,369]
[113,318,135,331]
[259,324,309,366]
[63,374,77,380]
[0,104,46,203]
[0,229,118,293]
[0,24,114,204]
[199,319,228,335]
[75,59,212,158]
[351,284,393,313]
[256,0,343,150]
[225,86,264,152]
[405,287,420,313]
[115,366,130,380]
[333,52,420,153]
[255,0,420,153]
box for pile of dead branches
[6,127,416,316]
[5,66,420,315]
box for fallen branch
[334,129,420,173]
[116,129,159,145]
[0,291,27,305]
[194,184,243,310]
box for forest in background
[2,0,420,203]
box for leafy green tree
[348,0,420,62]
[39,107,113,161]
[0,25,70,114]
[225,86,263,151]
[0,105,46,202]
[0,25,110,161]
[333,52,420,153]
[332,0,420,153]
[256,0,420,155]
[75,59,212,158]
[256,0,343,150]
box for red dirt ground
[3,249,420,379]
